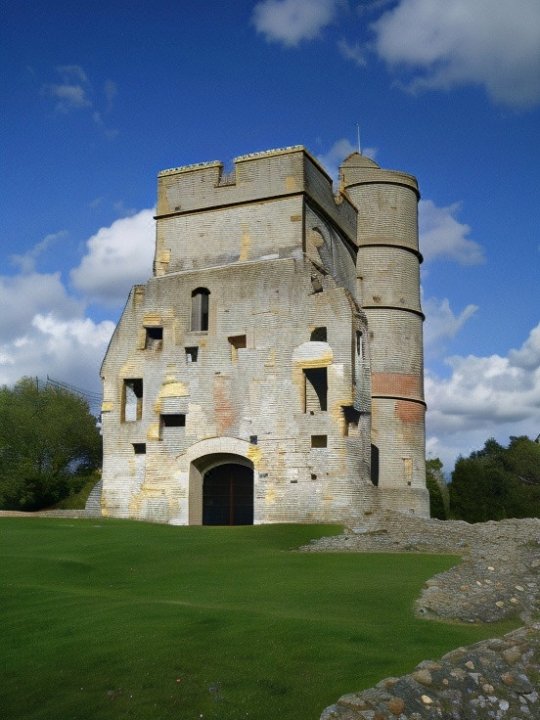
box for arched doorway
[202,463,253,525]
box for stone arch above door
[185,438,255,525]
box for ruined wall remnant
[100,146,429,524]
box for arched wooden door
[202,463,253,525]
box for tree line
[427,435,540,521]
[0,377,101,510]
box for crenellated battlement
[156,146,356,237]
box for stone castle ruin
[100,146,428,524]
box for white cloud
[0,209,156,391]
[0,272,83,342]
[0,313,114,393]
[318,138,378,180]
[338,39,367,66]
[253,0,340,46]
[10,231,68,274]
[0,271,114,392]
[41,65,118,135]
[372,0,540,107]
[44,83,91,112]
[423,297,477,356]
[70,209,155,306]
[425,322,540,470]
[42,65,91,112]
[419,199,484,265]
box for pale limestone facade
[100,146,429,524]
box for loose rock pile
[306,514,540,719]
[321,623,539,720]
[301,514,540,623]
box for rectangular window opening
[161,414,186,428]
[123,378,143,422]
[228,334,247,361]
[356,330,363,359]
[191,289,210,331]
[132,443,146,454]
[342,405,361,437]
[311,434,327,448]
[145,326,163,349]
[303,367,327,413]
[310,327,327,342]
[185,346,199,363]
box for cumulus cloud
[252,0,340,46]
[0,270,114,392]
[419,199,484,265]
[0,272,84,343]
[0,312,114,393]
[318,138,378,180]
[372,0,540,107]
[70,209,155,306]
[10,231,68,274]
[0,209,157,390]
[423,297,478,356]
[425,322,540,470]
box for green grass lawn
[0,519,518,720]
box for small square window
[145,326,163,349]
[310,327,327,342]
[185,347,199,363]
[132,443,146,454]
[228,335,247,361]
[311,435,327,448]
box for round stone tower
[340,152,429,516]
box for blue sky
[2,0,539,471]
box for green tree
[426,457,449,519]
[448,436,540,522]
[0,378,102,510]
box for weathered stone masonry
[100,146,429,524]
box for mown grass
[0,519,518,720]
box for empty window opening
[145,326,163,349]
[303,367,327,412]
[228,334,247,361]
[356,331,363,359]
[310,327,327,342]
[185,346,199,363]
[311,473,317,480]
[191,288,210,331]
[161,414,186,428]
[371,444,379,487]
[132,443,146,454]
[342,405,361,437]
[311,435,327,448]
[311,277,323,294]
[123,379,143,422]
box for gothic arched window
[191,288,210,331]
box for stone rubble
[307,514,539,719]
[301,514,539,624]
[321,623,539,720]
